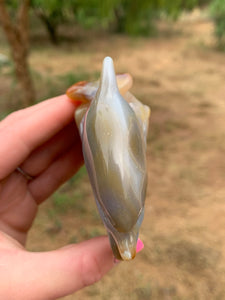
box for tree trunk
[35,9,59,45]
[114,6,125,33]
[12,41,36,107]
[0,0,35,107]
[41,16,58,45]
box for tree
[210,0,225,48]
[31,0,75,45]
[73,0,202,36]
[0,0,35,107]
[0,0,216,108]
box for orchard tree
[31,0,76,44]
[0,0,217,108]
[210,0,225,48]
[0,0,35,107]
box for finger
[0,95,80,180]
[20,121,79,177]
[1,237,115,300]
[29,141,83,204]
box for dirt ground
[1,12,225,300]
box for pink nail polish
[136,238,144,253]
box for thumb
[1,236,115,300]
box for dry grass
[1,13,225,300]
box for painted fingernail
[136,238,144,253]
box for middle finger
[19,121,80,178]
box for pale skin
[0,95,116,300]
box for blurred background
[1,0,225,299]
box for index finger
[0,95,79,180]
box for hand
[0,95,115,299]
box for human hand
[0,95,116,299]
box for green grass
[51,166,89,215]
[78,226,105,240]
[46,208,62,235]
[68,166,87,186]
[35,69,100,102]
[68,235,78,244]
[59,70,100,88]
[52,190,87,214]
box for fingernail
[136,238,144,253]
